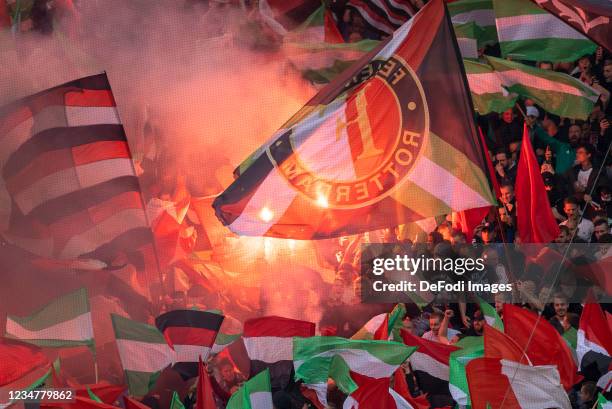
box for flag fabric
[285,40,379,86]
[5,288,94,349]
[0,339,51,409]
[41,396,120,409]
[400,330,459,395]
[351,304,405,341]
[242,316,315,389]
[0,73,155,267]
[169,391,185,409]
[515,123,560,243]
[0,0,10,28]
[110,314,174,397]
[448,336,484,407]
[155,310,224,379]
[346,0,416,37]
[448,0,498,46]
[486,56,600,120]
[577,303,612,382]
[392,369,429,409]
[598,393,612,409]
[502,304,581,390]
[258,0,321,35]
[148,196,193,268]
[463,59,517,115]
[226,368,273,409]
[283,4,344,45]
[529,0,611,52]
[124,397,151,409]
[453,22,483,59]
[466,357,571,409]
[211,333,241,355]
[492,0,597,61]
[196,358,216,409]
[478,297,503,331]
[213,0,496,239]
[70,382,125,406]
[294,336,415,403]
[342,375,415,409]
[483,324,530,364]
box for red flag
[478,127,501,198]
[392,368,429,409]
[0,0,10,28]
[124,397,151,409]
[503,304,581,390]
[69,382,125,405]
[483,324,530,364]
[515,123,560,243]
[324,8,343,43]
[0,338,49,386]
[466,358,522,409]
[373,314,389,340]
[41,396,118,409]
[196,357,216,409]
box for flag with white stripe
[453,22,482,59]
[243,316,315,390]
[577,303,612,383]
[214,0,496,239]
[400,329,459,396]
[0,73,155,268]
[346,0,417,38]
[486,55,600,120]
[5,288,94,349]
[111,314,174,397]
[226,368,273,409]
[493,0,596,61]
[448,0,498,46]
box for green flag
[454,22,483,59]
[464,59,517,115]
[598,393,611,409]
[449,336,484,407]
[492,0,596,62]
[478,297,504,331]
[226,368,273,409]
[486,56,600,120]
[170,391,185,409]
[448,0,498,47]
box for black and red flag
[531,0,612,51]
[214,0,495,239]
[0,73,156,269]
[155,309,224,379]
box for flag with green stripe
[453,22,483,59]
[110,314,174,397]
[294,336,415,398]
[226,368,273,409]
[478,297,503,331]
[351,304,406,341]
[449,336,484,407]
[486,55,600,120]
[212,333,241,355]
[170,391,185,409]
[598,393,611,409]
[448,0,498,47]
[5,288,94,350]
[492,0,596,62]
[463,58,517,115]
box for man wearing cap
[462,310,485,337]
[533,117,576,174]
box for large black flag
[532,0,612,51]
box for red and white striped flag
[243,316,315,389]
[0,74,155,270]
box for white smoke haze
[0,0,334,328]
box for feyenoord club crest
[267,55,429,209]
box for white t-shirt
[560,218,595,242]
[422,328,460,342]
[577,167,593,190]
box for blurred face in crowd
[604,63,612,82]
[481,228,495,244]
[539,62,553,70]
[494,293,506,313]
[502,109,513,123]
[403,317,414,334]
[220,364,235,383]
[564,202,579,221]
[482,248,499,267]
[526,114,537,127]
[575,146,592,166]
[578,57,591,73]
[472,314,484,333]
[352,277,362,299]
[555,228,570,243]
[495,152,509,168]
[594,222,609,241]
[429,316,441,336]
[451,233,466,246]
[500,185,514,204]
[553,296,568,318]
[568,125,581,145]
